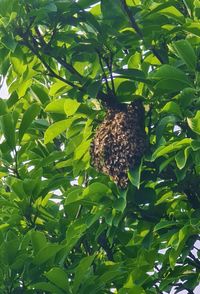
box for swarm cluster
[90,100,147,188]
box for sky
[0,79,9,98]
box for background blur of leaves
[0,0,200,293]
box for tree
[0,0,199,293]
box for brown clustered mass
[90,100,147,189]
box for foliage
[0,0,200,293]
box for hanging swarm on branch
[90,100,147,189]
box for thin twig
[120,0,143,38]
[21,36,83,90]
[98,52,112,95]
[105,55,115,96]
[120,0,165,64]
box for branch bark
[120,0,165,64]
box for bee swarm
[90,100,147,189]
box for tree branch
[120,0,165,64]
[120,0,143,38]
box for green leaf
[113,197,126,212]
[120,285,146,294]
[101,0,126,25]
[173,39,197,71]
[18,103,40,142]
[0,113,15,149]
[175,147,190,169]
[152,138,192,160]
[184,22,200,38]
[151,65,191,87]
[32,84,50,104]
[45,99,66,114]
[44,119,71,144]
[187,110,200,134]
[1,35,17,52]
[30,282,64,294]
[17,79,32,98]
[49,81,69,96]
[64,99,81,116]
[156,115,177,142]
[115,69,146,82]
[155,79,191,92]
[169,226,191,269]
[31,230,47,254]
[161,101,182,117]
[128,159,143,189]
[82,182,112,203]
[45,267,70,292]
[0,99,8,115]
[74,139,91,160]
[33,244,64,265]
[73,255,95,293]
[191,140,200,151]
[0,0,15,16]
[154,220,177,231]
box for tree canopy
[0,0,200,293]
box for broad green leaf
[156,115,177,142]
[30,282,64,294]
[187,111,200,134]
[64,99,81,116]
[158,6,184,22]
[184,22,200,37]
[17,79,32,98]
[115,69,146,82]
[126,0,140,6]
[0,113,15,149]
[73,255,95,293]
[45,267,70,292]
[175,147,190,169]
[0,99,8,115]
[128,52,141,69]
[90,3,101,15]
[169,226,190,269]
[161,101,182,117]
[155,79,191,92]
[191,140,200,151]
[10,48,27,75]
[173,39,197,71]
[82,182,112,202]
[128,159,143,189]
[101,0,126,24]
[0,224,9,230]
[31,230,47,254]
[151,65,191,86]
[45,99,66,114]
[148,2,184,22]
[113,197,126,212]
[74,139,91,160]
[152,138,192,160]
[49,81,70,96]
[32,84,50,104]
[66,212,101,252]
[183,0,194,14]
[33,244,64,265]
[154,220,178,231]
[18,103,40,142]
[0,0,15,16]
[179,87,196,108]
[44,119,71,144]
[1,35,17,52]
[119,285,146,294]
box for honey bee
[90,100,147,189]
